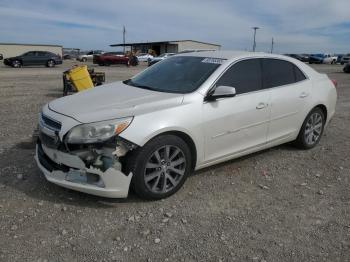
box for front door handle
[256,102,267,109]
[300,92,309,98]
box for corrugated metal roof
[110,39,220,47]
[0,43,62,47]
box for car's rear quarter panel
[310,74,337,125]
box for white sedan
[35,51,337,199]
[136,53,154,62]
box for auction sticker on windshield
[201,58,225,64]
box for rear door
[202,58,271,162]
[37,52,50,65]
[262,58,311,143]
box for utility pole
[123,25,126,53]
[270,37,274,53]
[252,27,260,52]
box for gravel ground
[0,61,349,262]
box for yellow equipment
[67,65,94,91]
[63,66,105,96]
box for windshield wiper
[123,79,158,91]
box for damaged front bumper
[35,142,133,198]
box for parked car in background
[323,54,337,64]
[93,52,131,66]
[63,54,74,60]
[3,51,62,68]
[309,54,337,64]
[300,54,310,62]
[178,49,216,54]
[309,54,325,64]
[343,62,350,73]
[0,53,3,60]
[77,50,104,62]
[35,51,337,200]
[340,54,350,65]
[148,53,175,66]
[335,54,344,64]
[284,54,309,62]
[137,53,154,62]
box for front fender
[119,95,204,167]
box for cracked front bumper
[35,143,133,198]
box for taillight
[331,79,337,88]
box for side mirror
[206,85,236,101]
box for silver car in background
[35,51,337,199]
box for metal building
[110,40,221,55]
[0,43,63,59]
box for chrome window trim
[204,57,310,100]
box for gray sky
[1,0,350,53]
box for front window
[124,56,223,94]
[23,52,34,56]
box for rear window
[262,59,303,88]
[294,65,307,82]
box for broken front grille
[39,131,59,149]
[40,114,61,131]
[37,141,69,172]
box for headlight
[66,117,133,144]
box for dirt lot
[0,60,349,262]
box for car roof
[176,50,320,80]
[176,50,302,61]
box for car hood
[49,81,184,123]
[5,56,19,60]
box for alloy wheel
[47,60,55,67]
[144,145,186,193]
[304,112,323,145]
[12,61,21,68]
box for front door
[21,51,38,66]
[202,58,271,163]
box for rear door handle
[256,102,268,109]
[300,92,309,98]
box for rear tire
[82,58,87,62]
[125,135,192,200]
[294,107,325,149]
[46,60,55,68]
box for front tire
[126,135,192,200]
[294,107,325,149]
[12,60,22,68]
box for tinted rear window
[262,59,296,88]
[294,65,306,82]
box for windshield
[124,56,223,94]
